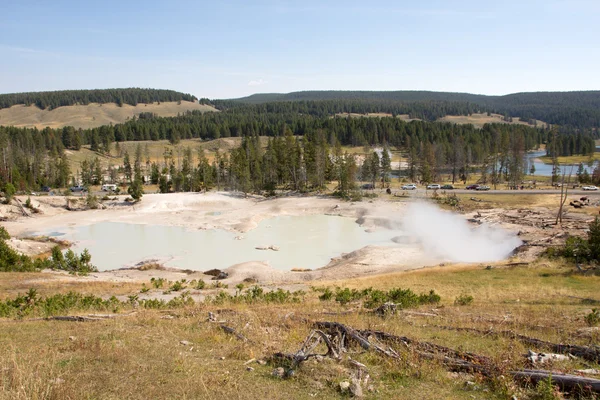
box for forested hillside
[0,88,198,110]
[0,109,551,192]
[221,90,600,128]
[0,89,598,194]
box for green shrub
[3,183,16,204]
[532,375,560,400]
[150,277,165,289]
[318,287,333,301]
[86,193,99,209]
[561,236,589,260]
[195,279,206,290]
[585,308,600,326]
[170,280,186,292]
[454,294,474,306]
[49,246,97,274]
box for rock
[339,381,351,392]
[204,268,223,277]
[256,245,279,251]
[350,378,363,397]
[367,385,375,392]
[180,340,192,346]
[257,360,267,365]
[68,336,77,341]
[219,356,226,360]
[243,277,258,284]
[485,265,493,270]
[272,367,285,378]
[246,367,255,372]
[526,350,571,364]
[211,271,229,280]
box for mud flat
[2,192,528,285]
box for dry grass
[335,112,420,122]
[0,101,217,130]
[66,136,271,174]
[0,273,140,300]
[0,259,598,399]
[438,113,548,129]
[537,154,599,164]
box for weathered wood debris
[271,321,600,394]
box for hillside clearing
[0,101,218,130]
[438,113,548,129]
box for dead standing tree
[556,164,574,225]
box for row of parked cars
[401,183,455,190]
[401,183,491,190]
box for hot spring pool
[32,215,399,271]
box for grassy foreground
[0,259,599,399]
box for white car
[402,184,417,190]
[426,184,441,190]
[582,186,598,191]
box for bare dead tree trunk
[556,165,574,225]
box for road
[397,188,600,196]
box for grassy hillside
[0,260,598,399]
[0,101,218,130]
[0,88,198,110]
[335,112,547,128]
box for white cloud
[248,78,267,86]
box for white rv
[101,184,117,192]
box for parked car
[69,185,86,192]
[466,184,480,190]
[582,185,598,191]
[476,185,491,191]
[441,184,454,190]
[41,186,51,192]
[401,184,417,190]
[426,184,441,190]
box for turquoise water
[34,215,398,271]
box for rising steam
[401,202,522,263]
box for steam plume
[402,202,521,263]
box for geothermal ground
[1,191,590,296]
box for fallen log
[46,316,98,322]
[271,321,600,393]
[220,324,249,342]
[431,325,600,363]
[511,369,600,393]
[315,321,401,359]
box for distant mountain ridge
[228,90,600,106]
[223,90,600,128]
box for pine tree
[380,147,391,188]
[123,151,132,183]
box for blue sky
[1,0,599,99]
